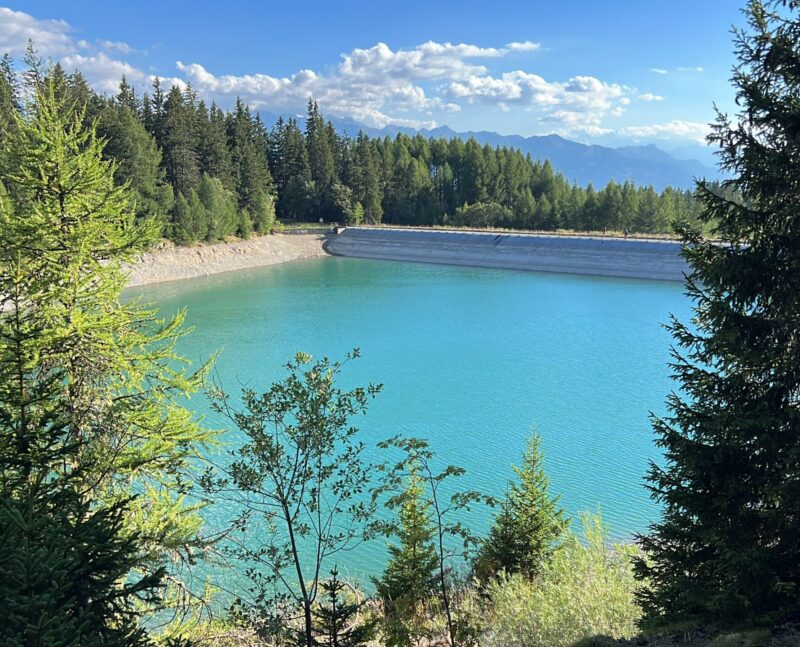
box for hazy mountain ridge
[260,111,719,191]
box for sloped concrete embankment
[325,227,688,281]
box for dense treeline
[0,47,708,246]
[3,1,799,644]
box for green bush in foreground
[483,514,641,647]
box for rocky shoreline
[124,233,328,288]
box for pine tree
[305,99,335,217]
[21,39,43,93]
[117,75,139,112]
[474,434,568,581]
[351,132,383,224]
[0,455,162,646]
[229,99,275,227]
[310,568,378,647]
[0,53,20,143]
[636,0,800,628]
[199,103,233,186]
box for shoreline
[124,227,690,288]
[125,233,328,288]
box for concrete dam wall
[325,227,688,281]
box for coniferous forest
[1,1,800,646]
[0,50,707,245]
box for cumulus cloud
[618,120,710,143]
[505,40,540,52]
[0,6,74,56]
[98,39,137,55]
[447,71,629,128]
[0,6,706,142]
[173,40,552,128]
[61,52,147,92]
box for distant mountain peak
[258,110,719,190]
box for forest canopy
[0,49,711,245]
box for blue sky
[2,1,745,150]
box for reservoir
[132,255,691,583]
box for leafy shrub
[482,514,642,647]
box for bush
[482,514,642,647]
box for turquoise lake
[131,256,691,586]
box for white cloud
[618,120,710,143]
[0,7,74,57]
[447,71,628,129]
[61,52,146,93]
[98,39,137,55]
[505,40,540,52]
[174,40,556,128]
[0,6,708,144]
[677,66,703,72]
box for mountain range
[259,112,720,192]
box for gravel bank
[125,233,328,287]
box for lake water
[132,256,691,586]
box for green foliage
[0,79,214,608]
[378,436,494,647]
[453,201,513,229]
[198,173,238,240]
[350,202,365,225]
[374,465,439,646]
[0,470,162,647]
[206,350,383,647]
[0,55,707,244]
[474,433,569,581]
[709,630,773,647]
[97,99,172,223]
[311,568,378,647]
[636,1,800,628]
[483,514,642,647]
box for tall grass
[482,514,642,647]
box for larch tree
[0,79,215,607]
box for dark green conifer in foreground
[637,0,800,628]
[474,433,568,581]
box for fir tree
[474,434,568,581]
[636,0,800,628]
[97,97,172,222]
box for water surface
[132,257,690,583]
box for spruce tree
[474,434,568,581]
[97,96,172,222]
[637,0,800,628]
